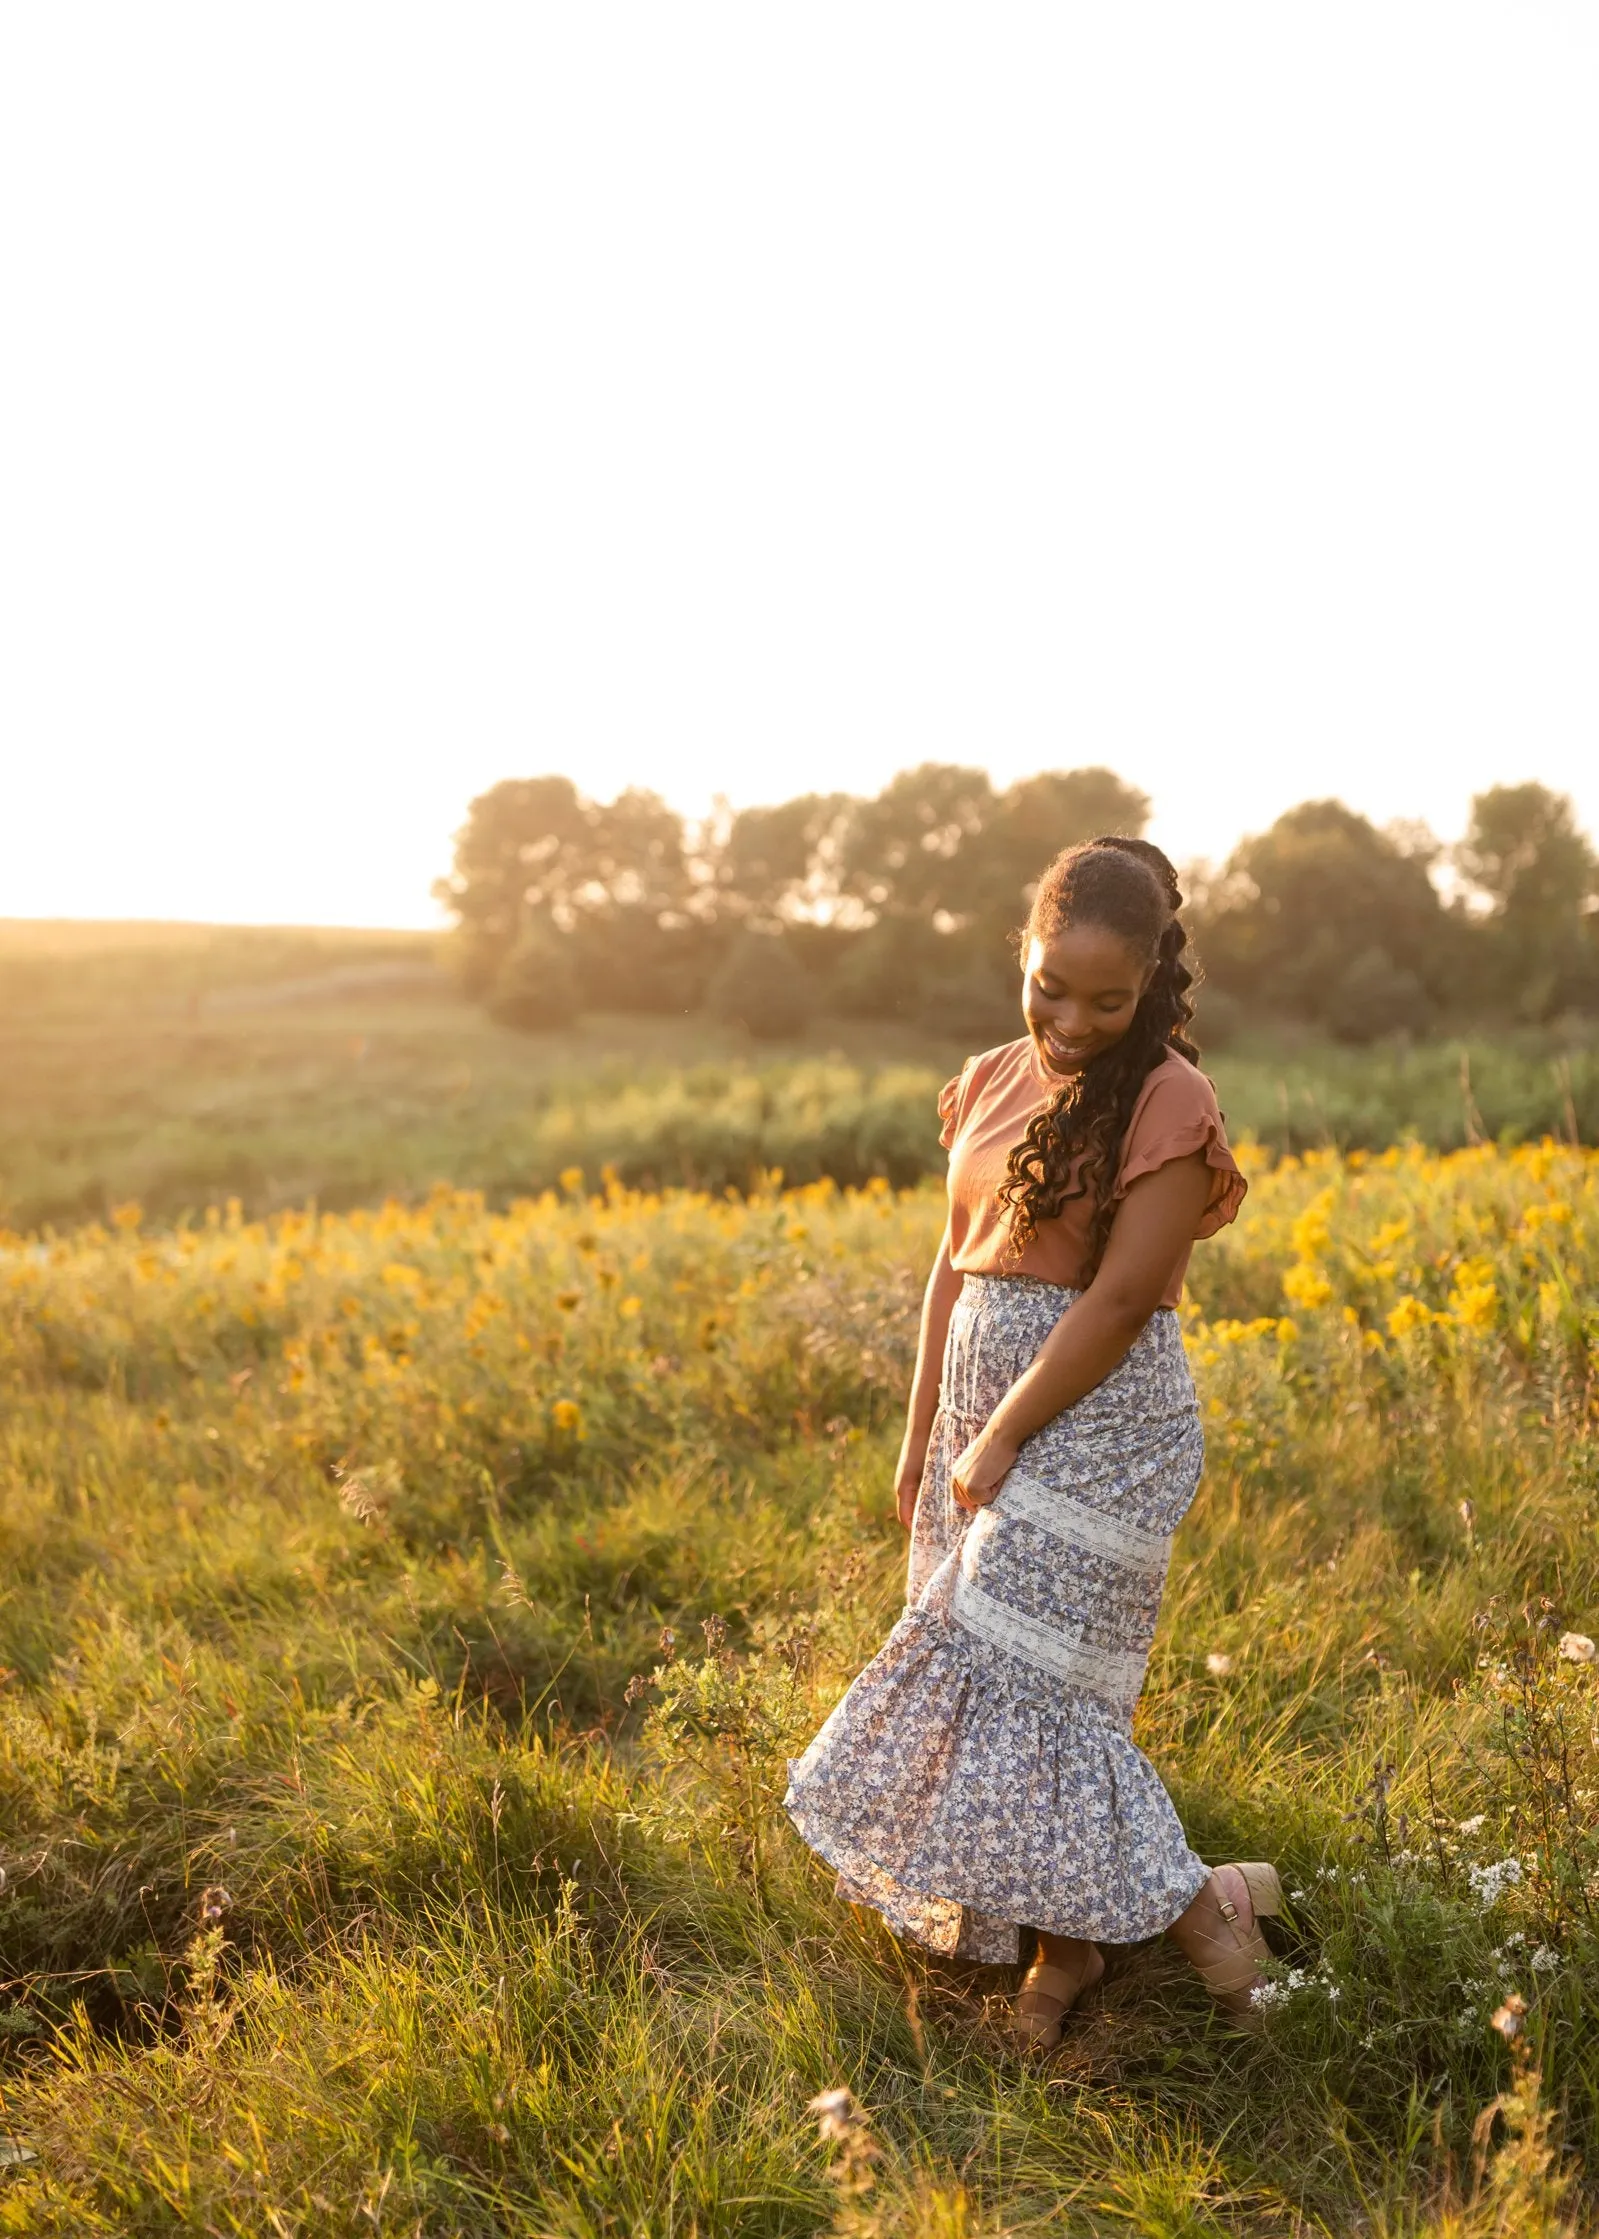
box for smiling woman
[785,836,1273,2054]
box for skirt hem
[782,1606,1213,1957]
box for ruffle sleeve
[938,1058,978,1150]
[1112,1060,1247,1236]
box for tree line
[434,768,1599,1044]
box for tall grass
[1,1149,1597,2231]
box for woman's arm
[951,1151,1213,1512]
[894,1220,964,1530]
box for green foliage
[1,1152,1598,2230]
[485,925,583,1031]
[435,777,696,1006]
[436,762,1150,1033]
[437,769,1599,1047]
[1456,784,1599,1021]
[707,932,820,1039]
[1322,944,1437,1044]
[1195,801,1454,1036]
[9,920,1599,1232]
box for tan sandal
[1011,1944,1104,2052]
[1179,1862,1283,2026]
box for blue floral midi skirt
[783,1272,1212,1964]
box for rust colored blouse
[938,1039,1246,1308]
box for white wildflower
[1530,1945,1560,1975]
[1458,1814,1486,1835]
[1468,1858,1523,1908]
[1205,1651,1233,1677]
[1252,1965,1316,2011]
[1558,1632,1596,1664]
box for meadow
[4,918,1599,1234]
[2,1136,1598,2234]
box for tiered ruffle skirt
[784,1274,1211,1964]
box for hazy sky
[3,5,1596,928]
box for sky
[2,4,1596,929]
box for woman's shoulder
[1129,1047,1224,1127]
[1116,1047,1246,1232]
[938,1038,1037,1146]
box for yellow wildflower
[1282,1264,1334,1311]
[1386,1294,1433,1338]
[1449,1279,1498,1330]
[1290,1189,1335,1260]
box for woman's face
[1022,921,1153,1077]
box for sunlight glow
[2,4,1595,926]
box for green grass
[0,1149,1596,2232]
[4,919,1599,1237]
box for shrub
[704,931,818,1039]
[486,930,583,1031]
[1324,944,1437,1043]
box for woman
[784,835,1281,2048]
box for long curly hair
[996,835,1199,1275]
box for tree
[828,763,1150,1020]
[1322,946,1435,1044]
[566,788,706,1011]
[1455,784,1599,1020]
[435,778,707,1018]
[834,764,998,927]
[966,767,1151,939]
[705,930,818,1039]
[706,794,855,928]
[433,777,592,995]
[485,926,583,1032]
[1196,801,1451,1037]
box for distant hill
[0,919,442,1022]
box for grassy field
[1,1137,1598,2233]
[4,919,1599,1234]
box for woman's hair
[996,835,1199,1274]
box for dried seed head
[808,2088,859,2143]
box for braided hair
[996,835,1199,1276]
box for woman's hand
[893,1432,929,1532]
[951,1427,1019,1513]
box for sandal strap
[1015,1962,1082,2011]
[1194,1943,1268,1996]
